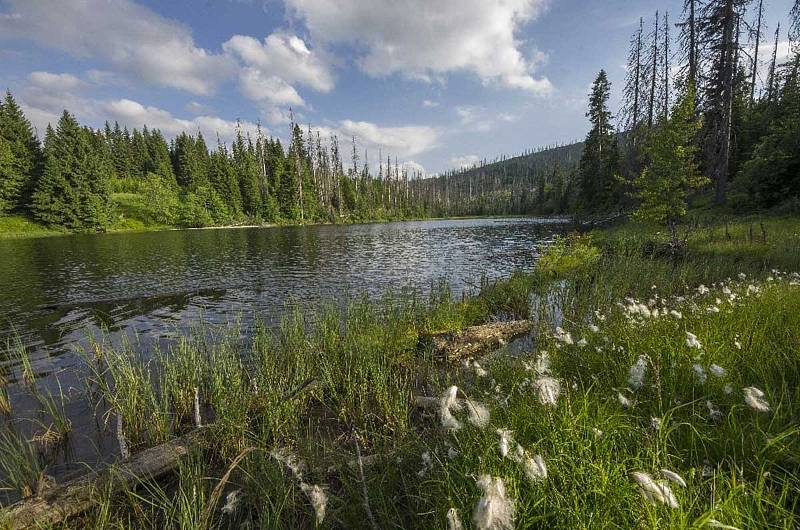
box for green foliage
[0,91,42,213]
[31,112,113,231]
[536,233,601,277]
[633,84,709,232]
[178,185,230,227]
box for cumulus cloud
[0,0,235,95]
[285,0,553,94]
[238,67,306,106]
[336,120,439,158]
[423,99,439,108]
[28,71,86,91]
[455,105,517,132]
[223,32,334,92]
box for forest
[0,0,799,233]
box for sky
[0,0,794,175]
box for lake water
[0,217,568,491]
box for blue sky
[0,0,793,174]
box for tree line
[576,0,800,220]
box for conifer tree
[233,127,262,217]
[31,111,112,230]
[0,90,42,212]
[578,70,620,212]
[634,83,708,244]
[209,140,242,218]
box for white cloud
[401,160,426,176]
[28,71,86,91]
[285,0,553,94]
[238,67,305,106]
[422,99,439,108]
[336,120,439,158]
[450,154,481,169]
[223,32,335,92]
[185,101,213,115]
[0,0,234,95]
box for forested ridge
[0,0,799,233]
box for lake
[0,216,569,494]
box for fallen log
[419,320,532,362]
[2,429,206,530]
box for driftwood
[419,320,532,362]
[2,429,206,530]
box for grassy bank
[1,216,799,528]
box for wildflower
[706,400,722,422]
[497,429,514,458]
[473,475,515,530]
[627,355,648,390]
[221,489,241,515]
[630,471,679,508]
[533,376,561,407]
[743,386,770,412]
[592,427,603,437]
[522,454,548,483]
[588,324,600,333]
[686,332,702,349]
[650,417,662,430]
[617,392,633,408]
[709,364,726,378]
[693,364,707,384]
[733,339,741,349]
[447,507,465,530]
[300,482,328,525]
[660,469,687,488]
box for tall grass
[0,216,798,528]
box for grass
[0,215,799,528]
[0,215,63,239]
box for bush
[536,233,601,278]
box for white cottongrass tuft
[465,399,491,428]
[743,386,770,413]
[650,416,662,430]
[577,338,588,347]
[522,454,548,483]
[588,324,600,333]
[300,482,328,525]
[660,469,687,488]
[553,327,573,345]
[686,332,702,349]
[532,376,561,407]
[496,429,514,458]
[693,364,707,384]
[221,489,241,515]
[709,364,726,378]
[473,475,515,530]
[617,392,633,408]
[440,386,463,431]
[418,451,432,477]
[738,272,747,280]
[627,355,648,390]
[592,427,603,437]
[706,400,723,422]
[270,448,305,479]
[669,310,683,319]
[630,471,679,508]
[473,361,489,377]
[697,284,710,294]
[533,351,551,375]
[723,383,733,395]
[447,447,460,460]
[447,507,465,530]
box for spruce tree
[233,127,262,218]
[31,112,112,230]
[0,90,42,212]
[577,70,620,212]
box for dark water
[0,218,567,491]
[0,217,567,381]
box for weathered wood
[3,429,206,530]
[419,320,532,362]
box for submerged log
[3,429,206,530]
[419,320,532,362]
